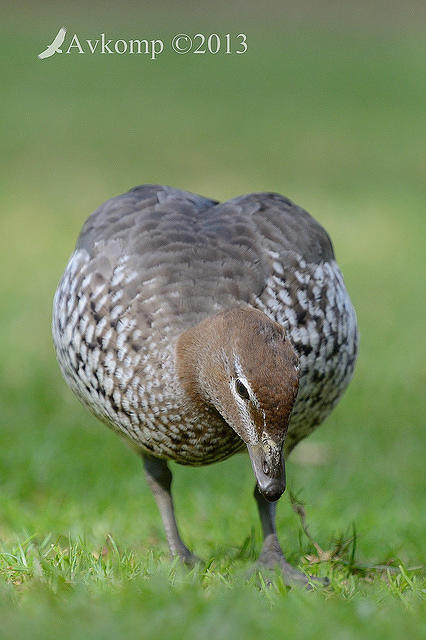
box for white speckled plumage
[53,185,358,466]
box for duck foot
[254,534,329,589]
[143,455,203,569]
[172,547,202,568]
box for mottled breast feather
[53,185,358,463]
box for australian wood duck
[52,185,358,585]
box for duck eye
[235,379,250,400]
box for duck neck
[175,313,229,407]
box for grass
[0,3,425,638]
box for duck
[52,184,358,586]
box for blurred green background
[0,1,424,638]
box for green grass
[0,3,425,638]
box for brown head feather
[176,307,299,447]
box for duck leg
[142,454,199,566]
[254,484,327,587]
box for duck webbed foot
[142,454,202,566]
[253,484,329,588]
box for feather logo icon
[38,27,67,59]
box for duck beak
[247,441,286,502]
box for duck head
[176,307,300,502]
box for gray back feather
[76,185,335,332]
